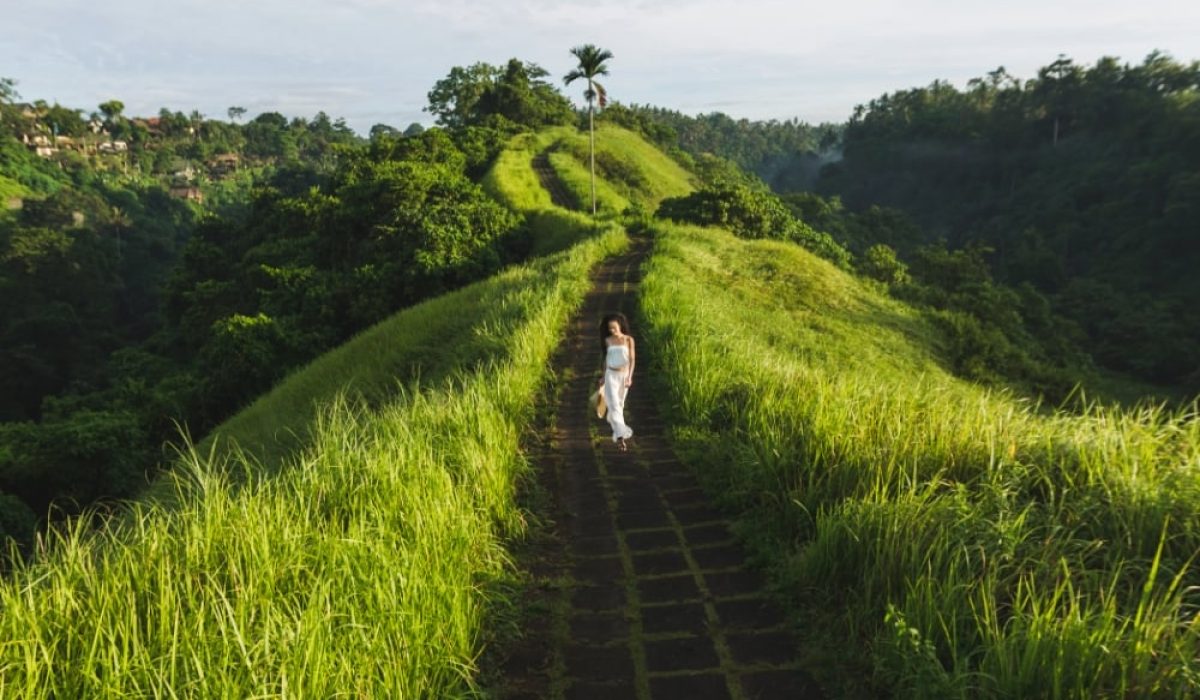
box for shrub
[657,184,852,268]
[858,243,910,285]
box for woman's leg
[603,370,634,443]
[619,381,632,450]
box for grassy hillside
[482,128,567,214]
[10,113,1194,699]
[550,124,695,214]
[194,247,584,472]
[641,221,1200,697]
[0,179,629,697]
[195,125,674,473]
[484,124,695,220]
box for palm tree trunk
[588,98,596,215]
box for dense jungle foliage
[0,60,573,545]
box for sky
[2,0,1198,135]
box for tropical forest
[0,38,1198,699]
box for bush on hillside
[858,244,910,286]
[0,409,151,513]
[657,184,852,268]
[896,244,1086,400]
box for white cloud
[1,0,1197,132]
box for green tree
[1032,55,1083,146]
[657,184,852,268]
[43,104,85,137]
[563,44,613,215]
[98,99,124,123]
[370,123,398,141]
[860,244,910,285]
[426,60,573,131]
[426,63,503,129]
[197,312,293,417]
[481,59,574,128]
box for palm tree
[563,44,613,215]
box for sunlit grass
[546,124,695,215]
[483,124,695,221]
[0,120,685,697]
[587,124,697,204]
[547,148,630,216]
[480,128,572,214]
[641,221,1200,698]
[0,227,629,698]
[480,127,626,258]
[195,259,566,472]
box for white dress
[604,343,633,442]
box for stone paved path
[499,235,824,700]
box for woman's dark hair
[599,313,630,352]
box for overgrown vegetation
[596,102,839,191]
[641,221,1200,698]
[0,219,628,697]
[811,53,1200,392]
[0,79,369,541]
[608,54,1200,396]
[0,62,582,547]
[657,183,851,269]
[425,59,576,131]
[783,191,1094,401]
[4,44,1199,698]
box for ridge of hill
[0,123,642,696]
[641,220,1200,696]
[4,117,1196,698]
[484,124,695,217]
[176,123,692,486]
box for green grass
[0,174,30,201]
[195,252,578,471]
[481,127,622,257]
[547,148,630,216]
[0,119,676,696]
[546,124,695,215]
[0,227,629,698]
[202,127,650,473]
[483,124,695,221]
[640,221,1200,698]
[480,128,570,214]
[572,124,697,206]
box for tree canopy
[426,59,575,130]
[813,52,1200,387]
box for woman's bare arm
[626,336,636,385]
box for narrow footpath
[532,151,578,210]
[498,235,825,700]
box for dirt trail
[532,151,578,210]
[498,234,824,699]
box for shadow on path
[533,151,579,211]
[499,234,825,700]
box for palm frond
[567,44,614,78]
[594,81,608,108]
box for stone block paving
[497,236,824,699]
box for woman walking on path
[598,313,635,451]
